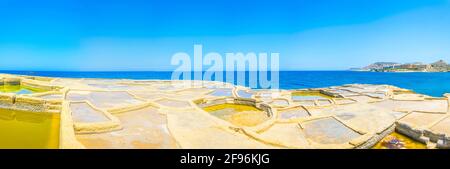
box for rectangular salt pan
[302,117,361,144]
[70,102,110,123]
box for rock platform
[1,73,449,149]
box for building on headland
[355,60,450,72]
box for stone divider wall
[0,76,62,113]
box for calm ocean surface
[1,70,449,97]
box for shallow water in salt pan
[202,104,269,127]
[373,132,426,149]
[0,85,46,94]
[0,108,60,148]
[292,91,333,101]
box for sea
[1,70,450,97]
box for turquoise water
[2,71,450,97]
[13,89,34,94]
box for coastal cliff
[353,60,450,72]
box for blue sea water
[1,70,450,97]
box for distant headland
[351,60,450,72]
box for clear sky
[1,0,450,71]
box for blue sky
[0,0,450,71]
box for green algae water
[0,85,46,94]
[0,108,60,149]
[292,91,334,101]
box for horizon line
[0,69,352,72]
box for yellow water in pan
[202,104,269,127]
[373,132,426,149]
[0,108,60,149]
[0,85,47,94]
